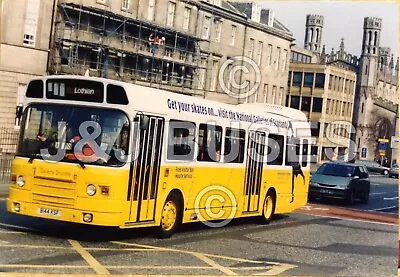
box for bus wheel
[155,193,182,239]
[260,191,276,224]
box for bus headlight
[16,176,25,187]
[86,184,96,196]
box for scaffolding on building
[48,1,215,96]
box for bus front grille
[32,181,75,208]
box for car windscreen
[315,163,355,177]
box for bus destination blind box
[46,79,104,103]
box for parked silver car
[355,160,390,175]
[389,164,399,178]
[309,162,370,204]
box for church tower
[359,17,381,89]
[304,14,324,53]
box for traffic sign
[361,148,367,158]
[378,138,390,143]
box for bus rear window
[46,79,104,103]
[26,80,44,98]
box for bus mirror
[139,115,150,130]
[16,105,23,119]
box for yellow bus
[7,75,311,238]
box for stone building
[287,62,357,164]
[352,17,398,165]
[0,0,294,129]
[286,14,398,165]
[0,0,54,129]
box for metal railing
[0,128,19,184]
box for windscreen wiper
[28,153,40,163]
[77,160,86,169]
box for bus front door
[243,131,265,213]
[129,115,164,222]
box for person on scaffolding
[149,33,158,55]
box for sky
[261,1,398,57]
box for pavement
[0,183,8,198]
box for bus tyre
[260,191,276,224]
[155,193,182,239]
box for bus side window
[224,127,245,163]
[301,139,308,167]
[197,124,222,162]
[167,120,196,161]
[266,134,284,165]
[285,137,301,166]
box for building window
[167,2,176,27]
[215,21,222,42]
[23,0,41,47]
[148,0,155,20]
[122,0,129,9]
[315,73,325,88]
[248,38,254,60]
[292,72,302,86]
[312,97,323,113]
[271,86,277,104]
[197,68,206,90]
[202,16,211,39]
[257,41,263,65]
[288,71,292,86]
[278,87,284,105]
[210,60,218,91]
[328,74,333,89]
[263,84,268,103]
[301,96,311,112]
[361,102,364,113]
[183,7,191,30]
[230,25,237,45]
[290,96,300,109]
[311,122,320,137]
[197,124,223,162]
[267,44,272,66]
[275,47,281,70]
[282,49,287,72]
[304,73,313,87]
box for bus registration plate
[38,208,61,217]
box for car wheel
[360,189,369,204]
[383,169,388,175]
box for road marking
[0,222,36,232]
[0,230,26,234]
[300,205,329,211]
[111,241,297,276]
[191,252,237,275]
[300,212,398,226]
[0,265,89,268]
[383,197,399,200]
[0,240,9,244]
[368,206,398,211]
[0,244,69,249]
[112,241,272,264]
[252,263,296,275]
[68,240,109,275]
[370,192,387,195]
